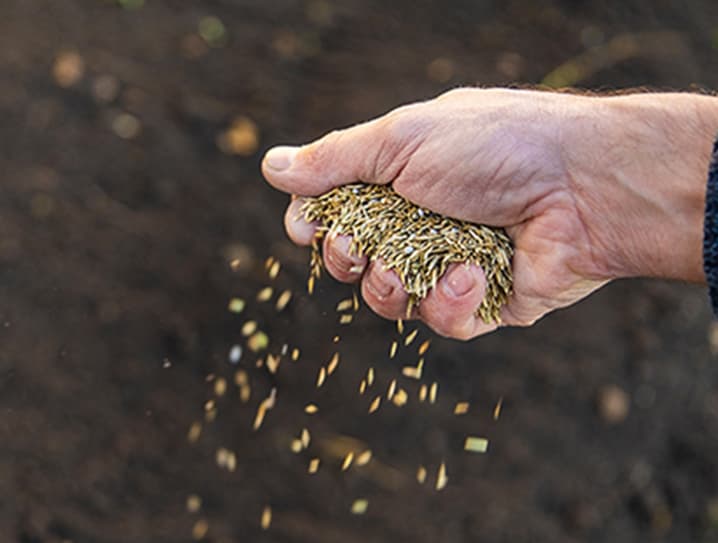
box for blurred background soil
[1,1,718,542]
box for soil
[2,1,718,542]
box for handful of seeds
[301,183,514,323]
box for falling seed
[192,519,209,540]
[205,373,216,382]
[239,384,251,403]
[307,275,315,294]
[261,506,272,530]
[204,408,217,423]
[228,344,242,364]
[387,379,397,400]
[186,494,202,513]
[214,378,227,397]
[333,335,340,343]
[305,403,319,414]
[248,331,269,352]
[417,465,427,484]
[256,286,273,302]
[336,298,353,312]
[53,50,85,88]
[308,458,320,474]
[429,382,438,404]
[227,297,246,314]
[268,260,281,279]
[464,436,489,453]
[316,367,327,387]
[234,370,247,385]
[291,348,300,361]
[275,290,292,312]
[230,258,241,271]
[216,447,228,468]
[339,314,353,325]
[204,399,216,412]
[341,452,354,471]
[359,379,367,395]
[396,319,404,335]
[226,451,237,472]
[356,449,372,466]
[351,499,369,515]
[300,428,311,449]
[241,320,258,336]
[352,291,359,311]
[392,388,408,406]
[327,353,340,375]
[290,439,303,454]
[401,366,422,380]
[454,402,470,415]
[266,354,281,374]
[187,421,202,443]
[404,329,419,346]
[368,395,381,414]
[418,340,431,355]
[493,397,504,420]
[436,462,448,491]
[389,341,398,359]
[419,384,428,402]
[367,367,375,386]
[253,391,276,431]
[265,256,275,270]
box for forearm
[564,92,718,283]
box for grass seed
[316,366,326,388]
[227,297,245,314]
[404,329,419,346]
[256,286,273,302]
[368,395,381,414]
[454,402,469,415]
[436,462,448,491]
[493,397,503,420]
[464,436,489,453]
[389,341,398,359]
[327,352,340,375]
[261,506,272,530]
[356,449,372,466]
[192,519,209,540]
[336,298,354,312]
[275,289,292,312]
[186,494,202,513]
[418,339,431,355]
[351,499,369,515]
[341,451,354,471]
[305,403,319,414]
[241,320,257,336]
[308,458,320,474]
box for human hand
[262,88,718,339]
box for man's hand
[262,88,718,339]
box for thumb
[261,106,423,196]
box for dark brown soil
[2,1,718,542]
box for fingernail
[366,272,393,300]
[442,265,475,298]
[265,146,299,172]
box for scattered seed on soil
[392,388,408,406]
[187,421,202,443]
[404,329,419,346]
[351,499,369,515]
[454,402,469,415]
[419,384,428,402]
[301,183,514,323]
[417,465,427,484]
[327,352,340,375]
[389,341,398,359]
[192,519,209,540]
[241,320,258,336]
[368,395,381,413]
[261,506,272,530]
[214,378,227,397]
[341,451,354,471]
[291,348,300,361]
[436,462,448,490]
[336,298,353,312]
[186,494,202,513]
[248,331,269,352]
[493,397,503,420]
[356,449,372,466]
[418,339,431,355]
[429,382,438,404]
[275,289,292,312]
[227,297,246,314]
[387,379,397,400]
[268,260,281,279]
[228,344,242,364]
[464,436,489,453]
[316,366,326,387]
[305,403,319,414]
[308,458,320,474]
[339,314,353,325]
[301,428,310,449]
[256,286,273,302]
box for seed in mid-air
[342,451,354,471]
[436,462,448,491]
[454,402,469,415]
[256,286,273,302]
[261,506,272,530]
[351,499,369,515]
[464,436,489,453]
[368,395,381,414]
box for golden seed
[429,382,438,404]
[359,379,367,395]
[327,352,340,375]
[493,397,503,420]
[339,314,353,325]
[186,494,202,513]
[417,465,427,484]
[350,499,369,515]
[336,298,353,312]
[308,457,320,474]
[307,275,315,295]
[268,260,281,279]
[192,518,209,540]
[389,341,398,359]
[436,462,448,491]
[396,319,404,335]
[316,366,326,388]
[275,289,292,312]
[290,439,303,454]
[291,348,300,361]
[333,335,340,343]
[356,449,372,466]
[204,408,217,422]
[204,399,216,412]
[239,384,251,403]
[454,401,470,415]
[230,258,241,271]
[401,366,422,380]
[367,367,375,386]
[404,329,419,346]
[214,378,227,397]
[187,421,202,443]
[387,379,397,400]
[261,506,272,530]
[265,256,275,270]
[300,428,310,449]
[241,320,258,336]
[227,297,245,314]
[464,436,489,453]
[226,451,237,472]
[368,395,381,414]
[305,403,319,414]
[256,286,273,302]
[341,451,354,471]
[392,388,408,406]
[248,331,269,352]
[352,291,359,311]
[418,339,431,355]
[253,404,267,431]
[266,354,280,374]
[419,384,428,402]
